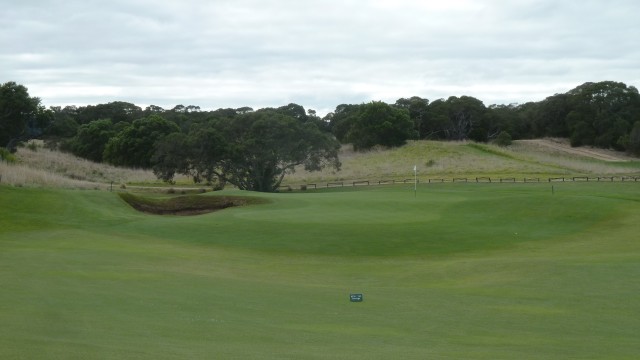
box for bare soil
[118,192,259,216]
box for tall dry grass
[510,140,637,175]
[0,161,105,189]
[1,141,168,189]
[284,140,640,184]
[2,139,638,189]
[15,145,159,184]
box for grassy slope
[284,140,640,184]
[7,139,640,189]
[1,184,640,359]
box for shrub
[212,181,225,191]
[300,184,307,191]
[26,142,39,151]
[494,131,512,147]
[0,147,16,163]
[627,121,640,156]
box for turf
[1,183,640,359]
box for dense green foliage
[3,80,640,187]
[324,81,640,153]
[153,109,341,192]
[327,101,417,150]
[494,130,512,146]
[0,82,44,150]
[103,115,180,168]
[0,147,16,163]
[64,119,118,162]
[626,121,640,155]
[1,184,640,358]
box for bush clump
[494,131,512,147]
[0,147,16,163]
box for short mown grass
[1,183,640,359]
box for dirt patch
[119,192,267,215]
[518,139,633,162]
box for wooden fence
[288,176,639,191]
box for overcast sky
[2,0,639,115]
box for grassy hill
[2,138,639,189]
[284,139,640,185]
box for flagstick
[414,165,417,198]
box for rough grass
[15,143,160,184]
[284,140,640,184]
[0,161,105,189]
[4,139,639,189]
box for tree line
[2,80,640,191]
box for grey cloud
[1,0,639,114]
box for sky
[2,0,639,116]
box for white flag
[413,165,417,171]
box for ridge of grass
[465,142,519,160]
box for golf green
[1,183,639,359]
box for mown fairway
[1,183,639,359]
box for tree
[144,105,165,115]
[153,125,227,184]
[494,131,512,147]
[328,104,361,143]
[276,103,308,122]
[566,81,640,149]
[345,101,416,150]
[394,96,429,138]
[424,99,451,139]
[483,104,519,140]
[218,110,341,191]
[65,119,116,162]
[569,119,596,147]
[626,121,640,156]
[153,109,341,192]
[533,93,572,137]
[151,132,193,183]
[104,115,179,168]
[0,81,41,150]
[76,101,142,125]
[46,107,79,138]
[446,96,486,141]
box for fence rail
[289,175,639,190]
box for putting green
[1,183,639,359]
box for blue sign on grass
[350,293,363,302]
